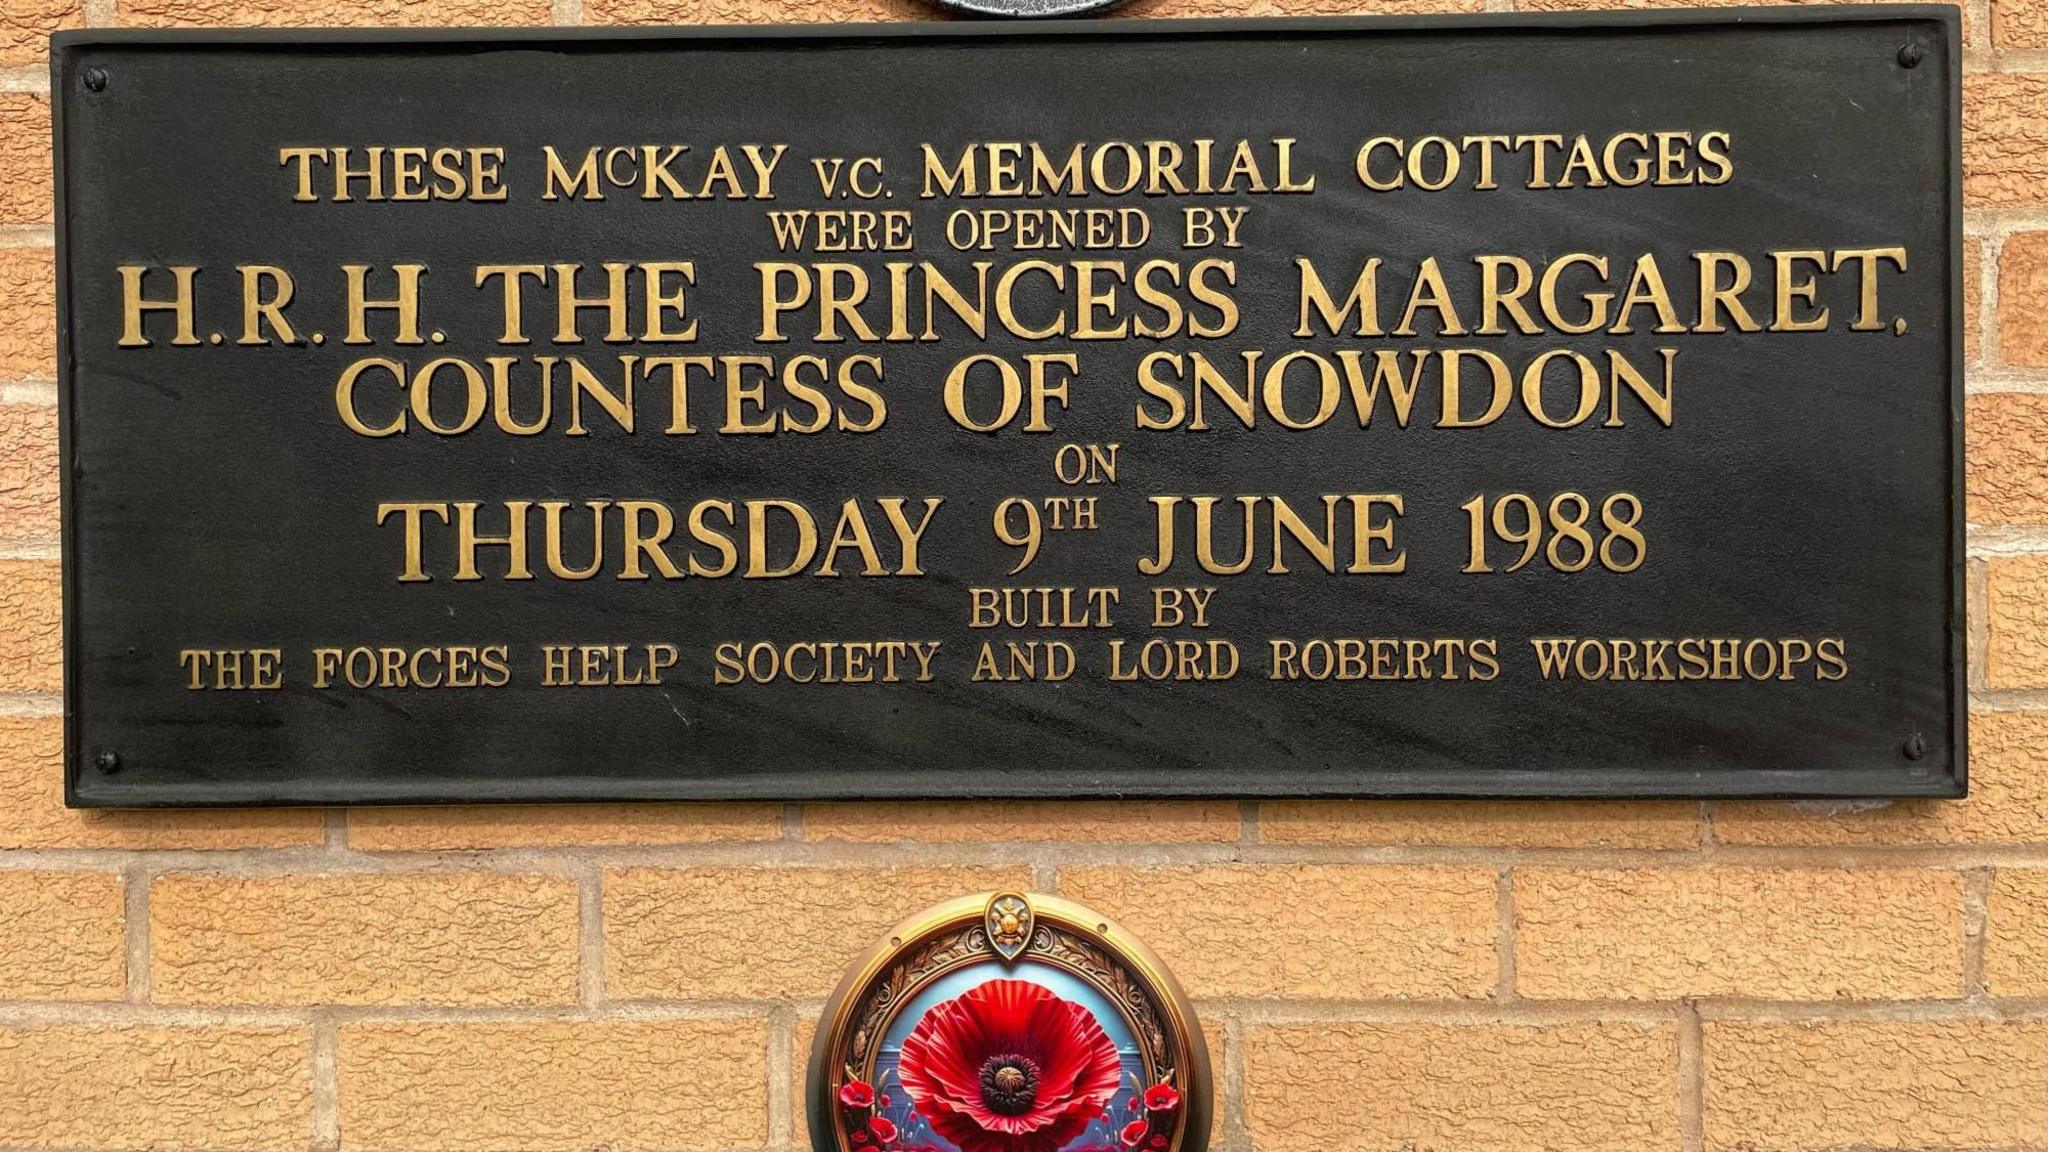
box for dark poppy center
[977,1054,1041,1116]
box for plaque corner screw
[1902,733,1928,760]
[92,748,120,773]
[81,65,107,92]
[1897,43,1923,68]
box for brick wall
[2,2,2045,1151]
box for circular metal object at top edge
[931,0,1128,17]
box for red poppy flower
[1142,1084,1180,1113]
[841,1081,877,1110]
[1147,1138,1166,1149]
[851,1131,870,1146]
[869,1117,899,1144]
[897,979,1123,1152]
[1118,1121,1148,1148]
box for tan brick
[0,870,122,1000]
[1987,868,2048,996]
[2000,231,2048,367]
[1967,74,2048,208]
[1968,393,2048,525]
[0,715,325,849]
[792,1014,818,1146]
[0,0,82,68]
[347,803,781,850]
[1714,710,2048,845]
[0,559,59,692]
[0,247,53,383]
[586,0,928,23]
[0,403,55,540]
[1706,1020,2048,1151]
[1194,1016,1225,1147]
[0,1024,311,1151]
[1245,1021,1678,1152]
[152,872,579,1006]
[338,1019,765,1152]
[120,0,549,27]
[1996,0,2048,48]
[1988,554,2048,688]
[1966,234,1983,363]
[1516,868,1963,1000]
[1060,864,1497,999]
[804,800,1239,843]
[0,94,50,226]
[1973,555,1989,685]
[1261,799,1700,848]
[605,865,1030,1000]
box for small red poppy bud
[850,1132,869,1146]
[1149,1137,1168,1149]
[1143,1084,1181,1112]
[841,1081,876,1110]
[1120,1120,1149,1148]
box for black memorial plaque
[55,11,1965,806]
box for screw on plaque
[1902,733,1927,760]
[82,66,107,92]
[1898,42,1922,68]
[94,748,120,773]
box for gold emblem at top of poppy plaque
[985,892,1033,961]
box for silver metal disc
[929,0,1128,16]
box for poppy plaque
[810,892,1210,1152]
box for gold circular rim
[807,891,1212,1152]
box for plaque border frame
[50,6,1968,805]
